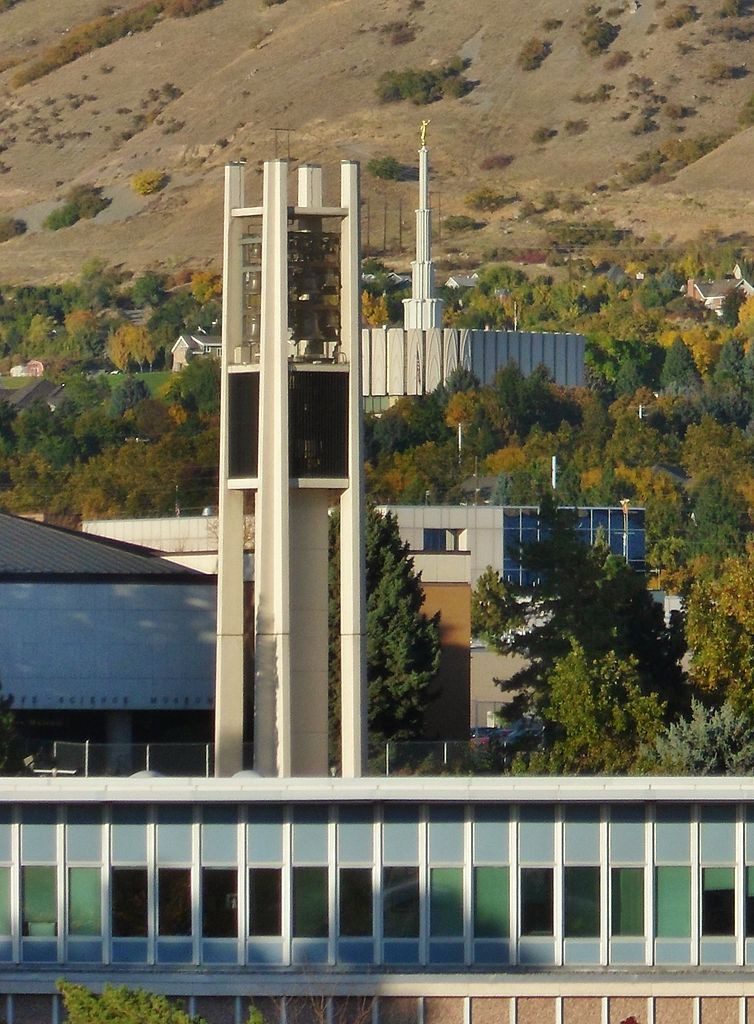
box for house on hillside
[445,273,479,289]
[9,360,44,378]
[170,332,222,371]
[686,270,753,316]
[0,379,64,411]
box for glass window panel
[247,807,283,864]
[430,867,463,937]
[746,866,754,936]
[611,867,643,937]
[655,807,690,863]
[339,868,372,938]
[519,807,554,863]
[292,807,328,864]
[383,807,418,864]
[0,867,10,935]
[249,868,282,937]
[474,866,509,939]
[564,807,600,864]
[157,807,193,864]
[0,807,11,862]
[201,808,238,865]
[564,866,600,938]
[158,868,191,937]
[610,806,645,863]
[338,807,373,864]
[111,807,147,864]
[22,866,57,936]
[112,868,147,937]
[655,866,691,938]
[473,807,508,864]
[701,807,735,864]
[520,867,553,937]
[22,807,56,862]
[383,866,419,938]
[202,867,238,938]
[69,867,101,936]
[429,807,464,864]
[66,808,102,862]
[702,866,735,936]
[292,866,328,938]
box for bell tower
[214,160,366,778]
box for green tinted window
[22,866,57,936]
[69,867,101,936]
[564,866,600,938]
[474,866,509,939]
[430,867,463,937]
[293,866,328,938]
[655,866,690,938]
[611,867,643,937]
[0,868,10,935]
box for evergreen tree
[660,337,700,393]
[328,507,440,759]
[712,336,746,391]
[471,499,685,719]
[647,699,754,775]
[688,475,745,566]
[58,981,206,1024]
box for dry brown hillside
[0,0,753,282]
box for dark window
[520,867,553,936]
[339,868,373,937]
[383,866,419,938]
[202,868,238,938]
[112,868,147,937]
[228,372,260,478]
[158,868,191,937]
[289,370,348,478]
[702,867,734,936]
[249,868,282,937]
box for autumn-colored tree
[190,271,222,305]
[64,309,101,358]
[361,290,389,326]
[685,546,754,713]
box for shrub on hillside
[604,49,631,70]
[517,37,551,71]
[564,118,589,136]
[572,83,614,103]
[580,13,620,54]
[542,17,563,30]
[164,0,220,14]
[621,134,724,185]
[375,58,472,105]
[464,187,510,213]
[366,156,403,180]
[740,92,754,125]
[718,0,745,14]
[479,153,513,171]
[43,185,110,231]
[0,217,25,243]
[663,3,699,28]
[444,215,483,233]
[131,169,168,195]
[532,126,557,144]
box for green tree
[646,699,754,774]
[328,507,440,757]
[471,500,685,718]
[660,337,700,392]
[528,642,665,774]
[688,475,745,566]
[57,981,206,1024]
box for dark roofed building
[0,514,216,750]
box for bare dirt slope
[0,0,752,281]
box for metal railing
[23,742,255,778]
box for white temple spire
[403,120,444,330]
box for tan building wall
[420,581,470,741]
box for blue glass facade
[502,505,646,586]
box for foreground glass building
[4,776,754,1024]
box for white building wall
[0,582,216,710]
